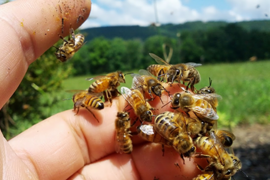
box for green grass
[43,61,270,128]
[195,60,270,127]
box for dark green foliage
[0,46,73,139]
[72,22,270,76]
[81,20,270,42]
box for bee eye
[207,89,211,93]
[176,69,180,75]
[173,99,179,105]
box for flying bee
[132,69,169,102]
[72,90,104,122]
[154,111,196,158]
[121,87,153,123]
[88,71,126,105]
[55,28,85,62]
[115,111,133,154]
[148,53,201,91]
[171,91,219,122]
[196,78,221,112]
[194,131,242,179]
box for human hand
[0,0,203,179]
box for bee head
[140,110,153,122]
[118,71,126,83]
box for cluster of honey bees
[55,29,243,180]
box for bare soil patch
[230,124,270,180]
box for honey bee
[192,173,214,180]
[194,131,242,179]
[154,111,196,157]
[196,78,221,112]
[137,124,172,146]
[88,71,126,105]
[171,91,219,122]
[55,28,85,62]
[132,69,169,101]
[147,53,201,91]
[176,112,202,137]
[197,78,216,94]
[213,130,236,147]
[72,90,104,122]
[121,87,153,123]
[115,111,133,154]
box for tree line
[72,23,270,75]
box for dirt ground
[228,124,270,180]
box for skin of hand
[0,0,204,179]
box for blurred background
[1,0,270,179]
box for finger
[0,0,91,108]
[8,84,203,179]
[8,96,128,180]
[68,143,201,180]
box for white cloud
[81,0,270,29]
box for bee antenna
[124,72,134,76]
[53,46,59,50]
[208,77,212,88]
[239,169,251,179]
[161,100,171,108]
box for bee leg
[73,105,80,115]
[61,18,64,34]
[107,90,113,106]
[162,144,165,156]
[69,28,76,42]
[85,107,99,123]
[59,35,69,44]
[130,117,140,127]
[180,154,185,165]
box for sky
[80,0,270,29]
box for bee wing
[193,93,222,101]
[149,53,170,65]
[121,87,145,108]
[86,75,107,81]
[138,69,154,77]
[66,89,88,93]
[131,74,145,89]
[185,62,202,67]
[191,105,219,120]
[138,124,155,135]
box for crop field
[41,60,270,128]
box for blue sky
[1,0,268,29]
[79,0,270,29]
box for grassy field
[43,60,270,128]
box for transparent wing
[191,105,219,120]
[139,124,155,135]
[121,87,145,108]
[86,75,107,81]
[149,53,170,65]
[131,73,144,89]
[185,62,202,67]
[66,89,88,93]
[138,69,154,77]
[192,93,222,101]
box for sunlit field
[43,60,270,128]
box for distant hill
[81,20,270,41]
